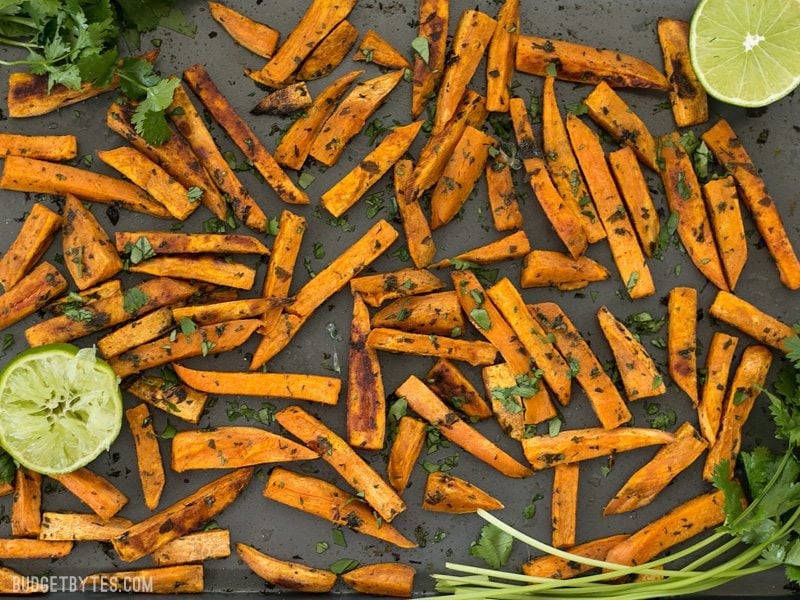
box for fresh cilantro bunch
[0,0,194,144]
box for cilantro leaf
[0,448,16,485]
[470,523,514,569]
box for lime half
[689,0,800,107]
[0,344,122,475]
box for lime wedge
[0,344,122,475]
[689,0,800,107]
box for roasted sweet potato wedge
[236,543,335,593]
[422,472,503,513]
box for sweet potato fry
[597,305,665,401]
[276,406,405,521]
[173,299,283,327]
[604,422,707,516]
[249,312,305,370]
[126,376,208,424]
[521,534,630,579]
[541,77,605,243]
[128,255,256,290]
[0,539,72,559]
[342,563,415,598]
[183,64,308,206]
[431,230,531,267]
[411,0,449,118]
[698,332,739,445]
[668,287,699,404]
[185,284,238,305]
[608,147,661,257]
[0,132,77,161]
[309,70,404,167]
[708,290,795,353]
[432,10,496,134]
[112,467,253,562]
[485,160,524,231]
[236,543,335,593]
[372,291,463,336]
[274,70,362,170]
[552,463,579,548]
[24,277,196,346]
[485,0,519,112]
[263,467,416,548]
[395,158,436,268]
[44,280,121,317]
[261,210,306,331]
[297,20,358,81]
[0,566,46,594]
[424,359,492,420]
[251,82,312,116]
[604,490,725,566]
[354,30,410,69]
[246,0,356,87]
[208,1,279,58]
[82,565,203,594]
[531,302,631,430]
[348,294,385,450]
[522,427,674,470]
[97,307,174,360]
[516,35,669,90]
[567,115,655,298]
[423,472,503,514]
[171,426,318,472]
[702,176,747,290]
[125,404,165,511]
[0,202,61,291]
[387,416,427,494]
[39,512,133,542]
[350,268,444,308]
[702,118,800,289]
[521,250,610,290]
[0,483,11,497]
[704,345,773,481]
[11,468,41,538]
[396,375,533,478]
[321,121,423,218]
[0,156,170,218]
[367,328,498,366]
[0,262,67,331]
[53,468,128,521]
[657,18,708,128]
[152,529,231,566]
[482,363,525,439]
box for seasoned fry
[82,565,204,594]
[521,534,630,578]
[0,155,170,218]
[387,416,427,494]
[173,299,283,327]
[425,359,492,420]
[396,375,533,478]
[521,250,610,290]
[249,312,305,369]
[0,539,72,559]
[11,468,41,538]
[0,202,61,291]
[485,161,523,231]
[276,406,405,521]
[126,376,208,424]
[112,467,253,562]
[516,35,670,90]
[482,363,526,440]
[98,307,174,359]
[552,463,579,548]
[708,290,795,353]
[53,468,128,521]
[608,147,661,257]
[236,543,335,593]
[171,426,318,472]
[297,20,358,81]
[604,490,725,566]
[605,422,707,515]
[264,467,416,548]
[0,566,46,594]
[310,70,404,167]
[342,563,415,598]
[432,230,532,267]
[367,328,498,366]
[246,0,356,87]
[668,287,699,404]
[657,18,708,128]
[522,427,674,470]
[698,333,739,445]
[183,64,308,206]
[0,132,77,161]
[351,268,444,308]
[208,1,279,58]
[372,291,464,336]
[348,294,385,450]
[274,70,362,170]
[354,30,410,69]
[39,512,133,542]
[485,0,519,112]
[395,158,435,268]
[423,472,503,514]
[702,176,747,290]
[321,121,423,218]
[125,404,164,511]
[0,262,67,331]
[128,255,256,290]
[411,0,449,118]
[432,10,496,134]
[567,115,655,298]
[260,214,305,320]
[152,529,231,566]
[251,82,312,115]
[44,280,122,317]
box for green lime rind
[0,344,122,476]
[689,0,800,108]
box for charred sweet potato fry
[261,210,306,331]
[668,287,699,404]
[350,268,444,308]
[128,255,256,290]
[348,294,385,450]
[411,0,449,118]
[53,468,128,521]
[698,332,739,444]
[482,363,526,439]
[208,1,279,58]
[708,290,795,353]
[521,250,609,290]
[0,132,77,161]
[82,565,204,594]
[125,404,165,511]
[251,82,313,116]
[485,160,524,231]
[423,471,503,514]
[236,543,335,593]
[0,539,72,559]
[0,262,67,331]
[276,406,405,522]
[0,202,61,291]
[39,512,133,542]
[371,290,462,336]
[112,467,253,562]
[126,375,208,424]
[97,307,174,359]
[355,30,410,69]
[552,463,579,548]
[702,176,747,290]
[424,359,492,420]
[183,64,308,206]
[394,159,435,268]
[11,468,41,538]
[297,20,358,81]
[387,416,427,494]
[657,18,708,128]
[521,534,630,579]
[608,147,661,257]
[485,0,519,112]
[152,529,231,566]
[44,280,121,317]
[432,230,531,267]
[173,299,283,327]
[322,121,423,218]
[516,35,669,90]
[342,563,415,598]
[246,0,356,87]
[367,328,498,366]
[567,115,655,298]
[310,70,404,167]
[0,156,170,218]
[171,426,318,472]
[264,467,416,548]
[396,375,533,478]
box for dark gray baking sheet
[0,0,798,596]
